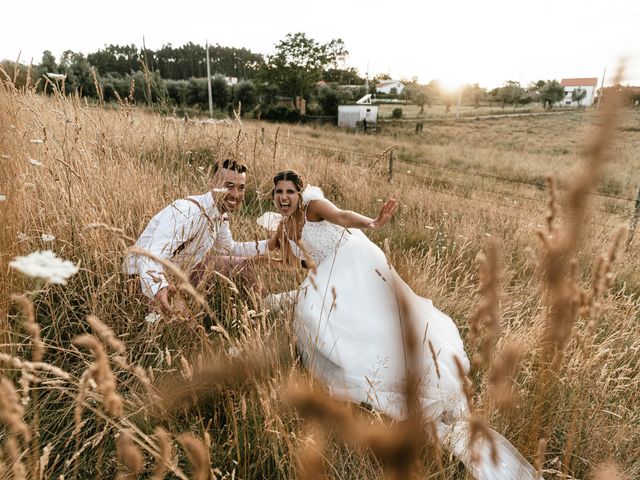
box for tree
[538,80,564,109]
[316,85,352,116]
[372,73,391,84]
[571,87,587,107]
[496,80,524,108]
[528,80,546,92]
[211,75,229,109]
[414,89,429,113]
[403,83,434,113]
[233,81,257,115]
[461,83,486,108]
[316,85,341,116]
[40,50,57,74]
[322,67,364,85]
[258,32,347,100]
[59,51,96,97]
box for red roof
[560,77,598,87]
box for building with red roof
[558,77,599,107]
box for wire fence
[394,156,635,203]
[392,159,628,219]
[255,129,638,236]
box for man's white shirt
[123,191,267,298]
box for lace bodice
[287,185,350,266]
[298,220,350,265]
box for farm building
[376,80,405,94]
[559,78,598,107]
[337,104,378,129]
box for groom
[124,158,274,314]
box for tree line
[3,33,636,121]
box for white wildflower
[0,194,6,202]
[227,346,240,358]
[46,73,66,80]
[30,139,44,144]
[425,226,435,230]
[376,199,383,203]
[145,312,161,324]
[41,234,55,242]
[9,250,79,285]
[485,233,491,237]
[17,232,28,242]
[29,159,43,167]
[197,166,205,171]
[406,170,412,174]
[256,211,283,232]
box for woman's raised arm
[307,198,398,230]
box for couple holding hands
[124,157,536,480]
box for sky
[3,0,640,89]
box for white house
[559,77,598,107]
[224,76,238,86]
[376,80,405,94]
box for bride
[266,169,537,480]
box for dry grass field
[375,103,550,119]
[1,73,639,480]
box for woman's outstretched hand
[369,198,398,229]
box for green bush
[261,105,301,123]
[392,107,403,119]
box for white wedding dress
[286,186,537,480]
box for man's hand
[154,285,187,316]
[369,198,398,229]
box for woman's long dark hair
[272,169,306,267]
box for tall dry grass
[0,69,639,479]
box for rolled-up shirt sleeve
[129,201,195,298]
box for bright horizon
[3,0,640,89]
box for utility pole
[206,40,213,118]
[142,36,152,106]
[596,66,606,110]
[365,60,370,92]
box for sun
[437,77,464,93]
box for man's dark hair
[213,158,247,174]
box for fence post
[626,184,640,250]
[273,126,280,161]
[388,148,395,183]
